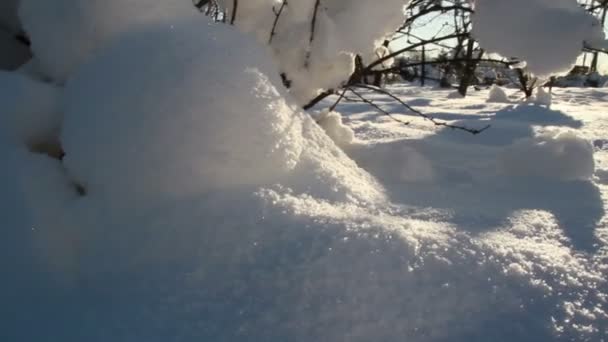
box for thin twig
[351,84,491,135]
[269,0,288,44]
[304,0,322,68]
[347,87,411,126]
[230,0,238,25]
[329,88,347,112]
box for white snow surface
[18,0,198,82]
[499,130,595,181]
[2,3,608,342]
[473,0,606,77]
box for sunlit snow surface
[315,85,608,341]
[2,83,607,341]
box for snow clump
[498,130,595,181]
[315,109,355,146]
[486,85,510,103]
[535,86,553,107]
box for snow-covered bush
[215,0,406,104]
[473,0,606,77]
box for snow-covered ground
[313,84,608,341]
[2,1,608,341]
[4,81,608,341]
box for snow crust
[473,0,606,76]
[499,130,595,181]
[18,0,198,82]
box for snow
[315,109,355,146]
[0,71,61,147]
[499,130,595,181]
[218,0,407,103]
[0,0,21,32]
[0,29,30,70]
[62,18,385,209]
[18,0,198,83]
[2,2,608,341]
[536,86,553,107]
[473,0,606,77]
[487,85,510,103]
[61,19,301,207]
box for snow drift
[499,130,595,181]
[1,1,606,341]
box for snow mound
[62,19,385,208]
[18,0,198,82]
[447,91,465,99]
[473,0,605,76]
[0,71,61,146]
[498,131,595,180]
[315,109,355,146]
[487,85,510,103]
[62,19,303,207]
[535,86,553,107]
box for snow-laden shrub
[498,130,595,181]
[216,0,406,104]
[18,0,198,82]
[473,0,606,77]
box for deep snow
[1,1,607,341]
[3,81,608,341]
